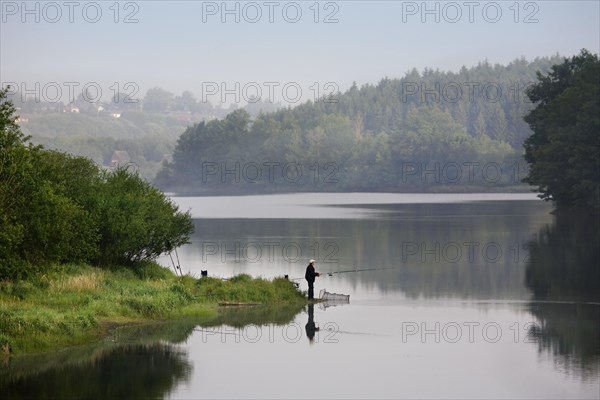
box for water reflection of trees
[192,201,554,299]
[525,211,600,379]
[0,304,306,399]
[0,343,192,400]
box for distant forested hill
[157,55,563,193]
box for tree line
[156,55,565,193]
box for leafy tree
[523,50,600,209]
[143,87,174,113]
[111,91,140,110]
[172,90,198,112]
[0,87,194,279]
[21,150,100,264]
[95,166,193,265]
[0,87,35,276]
[1,92,98,272]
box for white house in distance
[110,150,131,167]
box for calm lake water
[2,193,599,399]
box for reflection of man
[305,304,320,343]
[305,259,320,299]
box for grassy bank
[0,262,307,355]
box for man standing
[305,259,320,299]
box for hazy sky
[1,1,599,105]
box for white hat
[309,259,316,264]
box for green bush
[0,87,194,279]
[95,167,193,265]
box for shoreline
[0,262,309,357]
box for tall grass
[196,274,306,304]
[0,263,305,354]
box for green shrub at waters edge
[0,263,306,354]
[195,275,306,304]
[0,87,194,279]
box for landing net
[319,289,350,302]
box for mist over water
[2,1,599,399]
[1,194,598,398]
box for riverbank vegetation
[0,89,307,356]
[0,87,193,280]
[0,300,307,398]
[523,50,600,210]
[0,262,306,355]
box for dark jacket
[305,264,316,283]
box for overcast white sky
[1,1,599,105]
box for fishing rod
[323,266,395,276]
[287,266,395,281]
